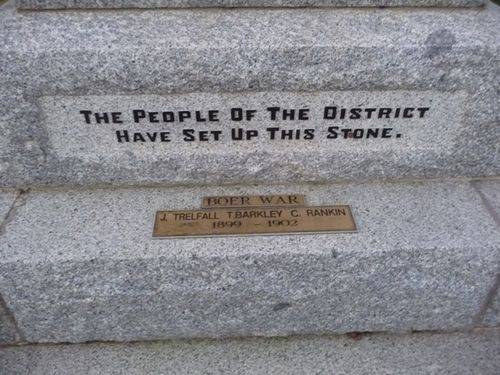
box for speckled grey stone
[43,91,467,168]
[475,179,500,223]
[0,190,16,224]
[15,0,487,9]
[0,180,498,343]
[483,286,500,326]
[0,302,18,345]
[475,179,500,327]
[1,330,499,374]
[0,190,19,344]
[1,5,499,189]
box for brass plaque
[202,194,305,208]
[153,206,356,238]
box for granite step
[15,0,486,10]
[1,3,498,188]
[0,179,498,344]
[1,329,499,374]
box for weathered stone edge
[472,179,500,327]
[0,190,24,345]
[1,329,499,375]
[15,0,486,10]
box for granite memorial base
[0,1,499,372]
[15,0,487,9]
[0,2,499,188]
[1,329,499,375]
[0,179,498,344]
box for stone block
[0,180,498,343]
[15,0,486,10]
[0,330,499,374]
[0,5,498,188]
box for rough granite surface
[475,180,500,326]
[0,180,498,343]
[0,191,19,344]
[0,5,499,188]
[15,0,487,9]
[476,179,500,222]
[1,330,499,374]
[483,282,500,326]
[0,190,16,224]
[0,303,18,345]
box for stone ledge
[1,329,499,374]
[15,0,486,10]
[1,5,499,188]
[0,180,498,343]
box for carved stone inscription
[41,91,464,160]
